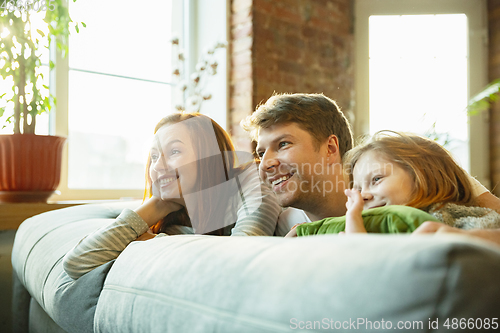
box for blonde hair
[343,131,475,210]
[241,93,353,156]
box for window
[355,0,489,187]
[52,0,227,201]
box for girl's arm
[63,197,182,280]
[344,189,367,233]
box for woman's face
[150,122,198,200]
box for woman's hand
[134,187,184,227]
[344,189,367,233]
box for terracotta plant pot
[0,134,66,203]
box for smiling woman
[62,112,281,280]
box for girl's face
[352,151,414,210]
[149,123,198,200]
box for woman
[63,113,281,280]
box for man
[241,93,500,244]
[241,93,352,236]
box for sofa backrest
[11,201,500,333]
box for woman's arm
[63,197,182,280]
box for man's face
[256,123,339,209]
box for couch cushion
[95,234,500,332]
[51,260,115,333]
[11,200,141,332]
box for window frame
[354,0,489,188]
[49,0,228,201]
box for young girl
[293,131,500,236]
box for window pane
[67,0,175,190]
[69,0,173,82]
[369,14,469,169]
[68,71,172,189]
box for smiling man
[242,92,500,241]
[242,93,353,236]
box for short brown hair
[343,131,475,209]
[241,93,354,156]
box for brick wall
[489,0,500,196]
[229,0,355,152]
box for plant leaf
[37,29,45,37]
[81,22,86,28]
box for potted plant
[0,1,82,203]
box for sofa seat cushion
[11,200,142,333]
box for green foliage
[467,78,500,115]
[424,122,454,148]
[0,1,82,134]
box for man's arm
[413,221,500,247]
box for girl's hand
[344,189,367,233]
[345,188,364,215]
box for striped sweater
[63,166,280,280]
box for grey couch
[11,201,500,332]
